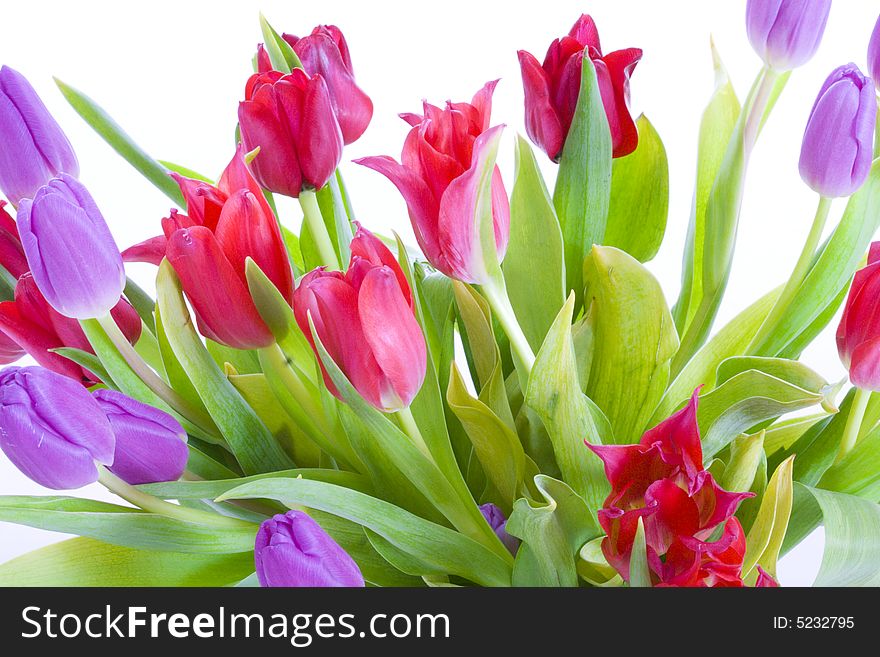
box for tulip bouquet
[1,1,880,589]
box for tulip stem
[299,189,341,270]
[97,468,255,529]
[94,313,219,437]
[743,66,778,152]
[835,387,872,464]
[395,407,433,462]
[481,277,536,377]
[746,195,832,354]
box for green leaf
[51,347,112,384]
[504,135,565,351]
[217,477,512,586]
[156,261,293,474]
[317,173,354,266]
[0,496,256,554]
[583,246,679,442]
[799,485,880,586]
[124,277,157,334]
[526,294,611,513]
[628,517,652,587]
[723,431,765,493]
[553,57,612,305]
[259,13,303,73]
[743,456,794,580]
[307,316,507,557]
[656,289,778,424]
[55,78,184,206]
[763,413,828,457]
[158,160,212,183]
[0,538,254,586]
[673,41,741,334]
[751,160,880,356]
[819,424,880,500]
[697,364,827,459]
[604,115,669,262]
[506,475,602,587]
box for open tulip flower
[4,6,880,593]
[518,14,642,161]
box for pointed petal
[121,235,167,265]
[518,50,566,160]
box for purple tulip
[255,511,365,587]
[16,174,125,319]
[93,389,188,485]
[746,0,832,71]
[869,15,880,85]
[0,66,79,206]
[0,366,114,489]
[799,64,877,198]
[479,503,520,555]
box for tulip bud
[799,64,877,198]
[92,389,188,485]
[517,14,642,160]
[479,503,520,555]
[356,82,510,285]
[0,365,114,489]
[836,243,880,389]
[869,15,880,85]
[282,25,373,144]
[294,224,426,412]
[746,0,831,71]
[0,66,79,206]
[255,510,365,587]
[15,175,125,319]
[238,68,343,198]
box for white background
[2,0,877,585]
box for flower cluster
[588,391,775,587]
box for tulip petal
[121,235,167,266]
[518,50,565,160]
[0,301,84,380]
[602,48,642,158]
[165,226,273,349]
[639,388,703,485]
[349,224,411,304]
[437,124,505,284]
[357,266,427,410]
[849,336,880,391]
[238,90,303,198]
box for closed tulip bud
[16,175,125,319]
[837,243,880,389]
[518,14,642,161]
[93,389,188,485]
[0,366,115,489]
[356,82,510,285]
[294,224,426,412]
[0,66,79,206]
[869,15,880,85]
[124,146,294,349]
[799,64,877,198]
[479,503,520,555]
[0,273,141,383]
[282,25,373,144]
[238,68,343,197]
[255,511,365,587]
[746,0,831,71]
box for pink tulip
[356,82,509,285]
[293,224,426,412]
[837,242,880,389]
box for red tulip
[837,242,880,389]
[238,68,343,198]
[293,224,426,412]
[123,146,294,350]
[587,390,753,586]
[0,201,27,280]
[653,517,748,587]
[518,14,641,161]
[355,82,510,285]
[280,26,373,145]
[755,566,780,588]
[0,272,141,383]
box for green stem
[95,313,217,434]
[395,406,433,462]
[835,387,871,464]
[299,188,341,270]
[481,275,536,376]
[98,468,253,529]
[743,66,778,152]
[746,195,832,354]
